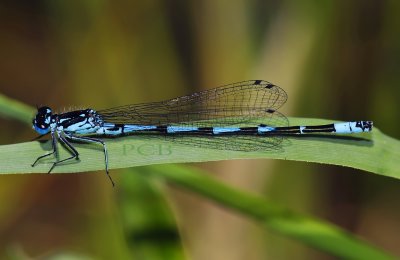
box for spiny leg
[48,133,80,174]
[32,131,58,167]
[66,134,114,186]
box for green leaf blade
[1,118,399,181]
[0,93,34,125]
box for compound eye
[33,106,53,134]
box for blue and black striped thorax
[55,108,103,134]
[33,106,104,135]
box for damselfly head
[32,106,53,135]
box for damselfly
[31,80,373,185]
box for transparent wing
[98,80,287,126]
[168,110,289,128]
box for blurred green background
[0,1,399,259]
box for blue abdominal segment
[97,123,157,135]
[166,126,199,133]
